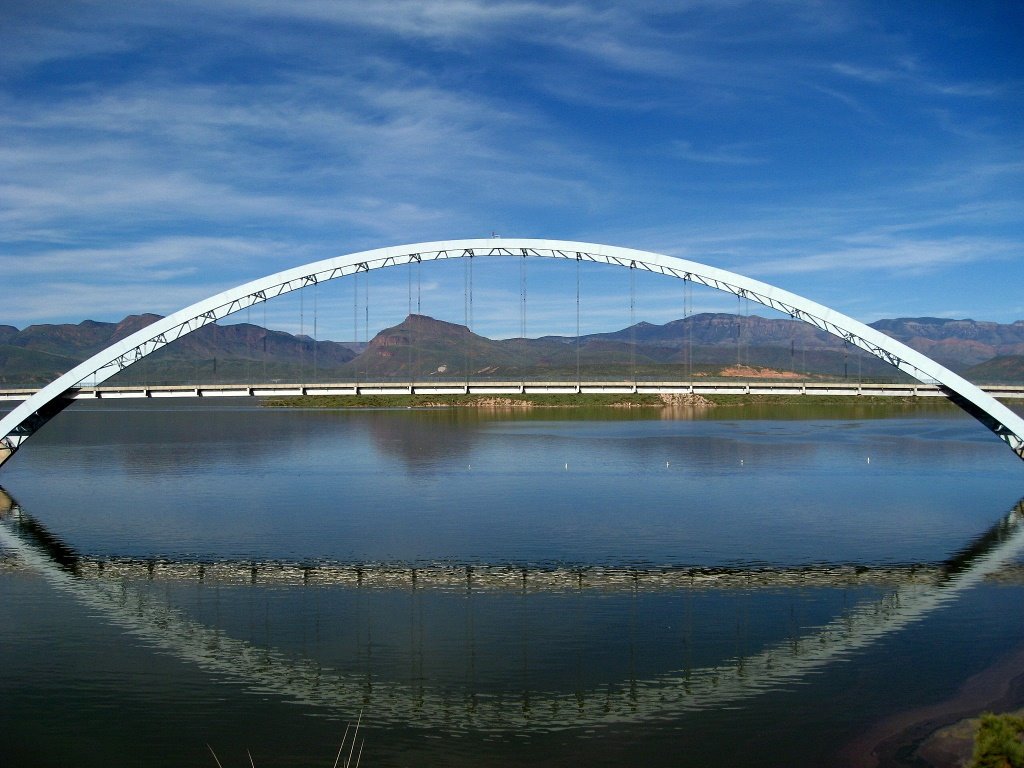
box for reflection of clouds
[4,487,1023,732]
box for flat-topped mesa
[1,239,1023,467]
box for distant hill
[0,315,356,387]
[581,313,840,350]
[869,317,1024,368]
[349,313,898,380]
[1,312,1022,387]
[338,313,1024,383]
[0,345,81,388]
[964,356,1024,384]
[583,314,1024,380]
[352,314,684,380]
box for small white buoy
[565,462,569,470]
[867,457,871,464]
[666,461,670,468]
[740,459,744,466]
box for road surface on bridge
[2,378,1024,403]
[2,380,1023,402]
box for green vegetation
[972,713,1024,768]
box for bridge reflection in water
[2,488,1023,733]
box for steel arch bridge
[4,488,1024,730]
[2,238,1023,467]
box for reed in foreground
[207,712,364,768]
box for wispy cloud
[830,60,1006,99]
[747,235,1014,276]
[3,237,277,279]
[0,0,1021,333]
[670,141,767,165]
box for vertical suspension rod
[353,269,359,385]
[630,263,636,386]
[407,263,413,385]
[684,278,692,383]
[364,268,369,380]
[299,286,305,384]
[417,259,422,382]
[521,254,528,387]
[313,281,319,385]
[576,254,581,388]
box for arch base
[2,238,1023,467]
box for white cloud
[830,60,1005,99]
[748,236,1014,277]
[670,141,767,165]
[3,237,276,278]
[1,0,1022,333]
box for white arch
[3,488,1023,731]
[2,238,1023,466]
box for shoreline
[260,392,961,410]
[838,643,1024,767]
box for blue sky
[1,0,1022,340]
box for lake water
[2,400,1024,767]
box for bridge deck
[2,380,1024,402]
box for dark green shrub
[972,713,1024,768]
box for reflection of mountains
[37,402,298,474]
[362,408,485,468]
[36,403,488,473]
[47,402,987,479]
[4,486,1024,733]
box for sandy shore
[837,644,1024,767]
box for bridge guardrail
[2,380,1024,402]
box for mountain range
[1,312,1023,388]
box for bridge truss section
[1,239,1022,466]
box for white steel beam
[2,239,1023,466]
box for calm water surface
[1,401,1023,767]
